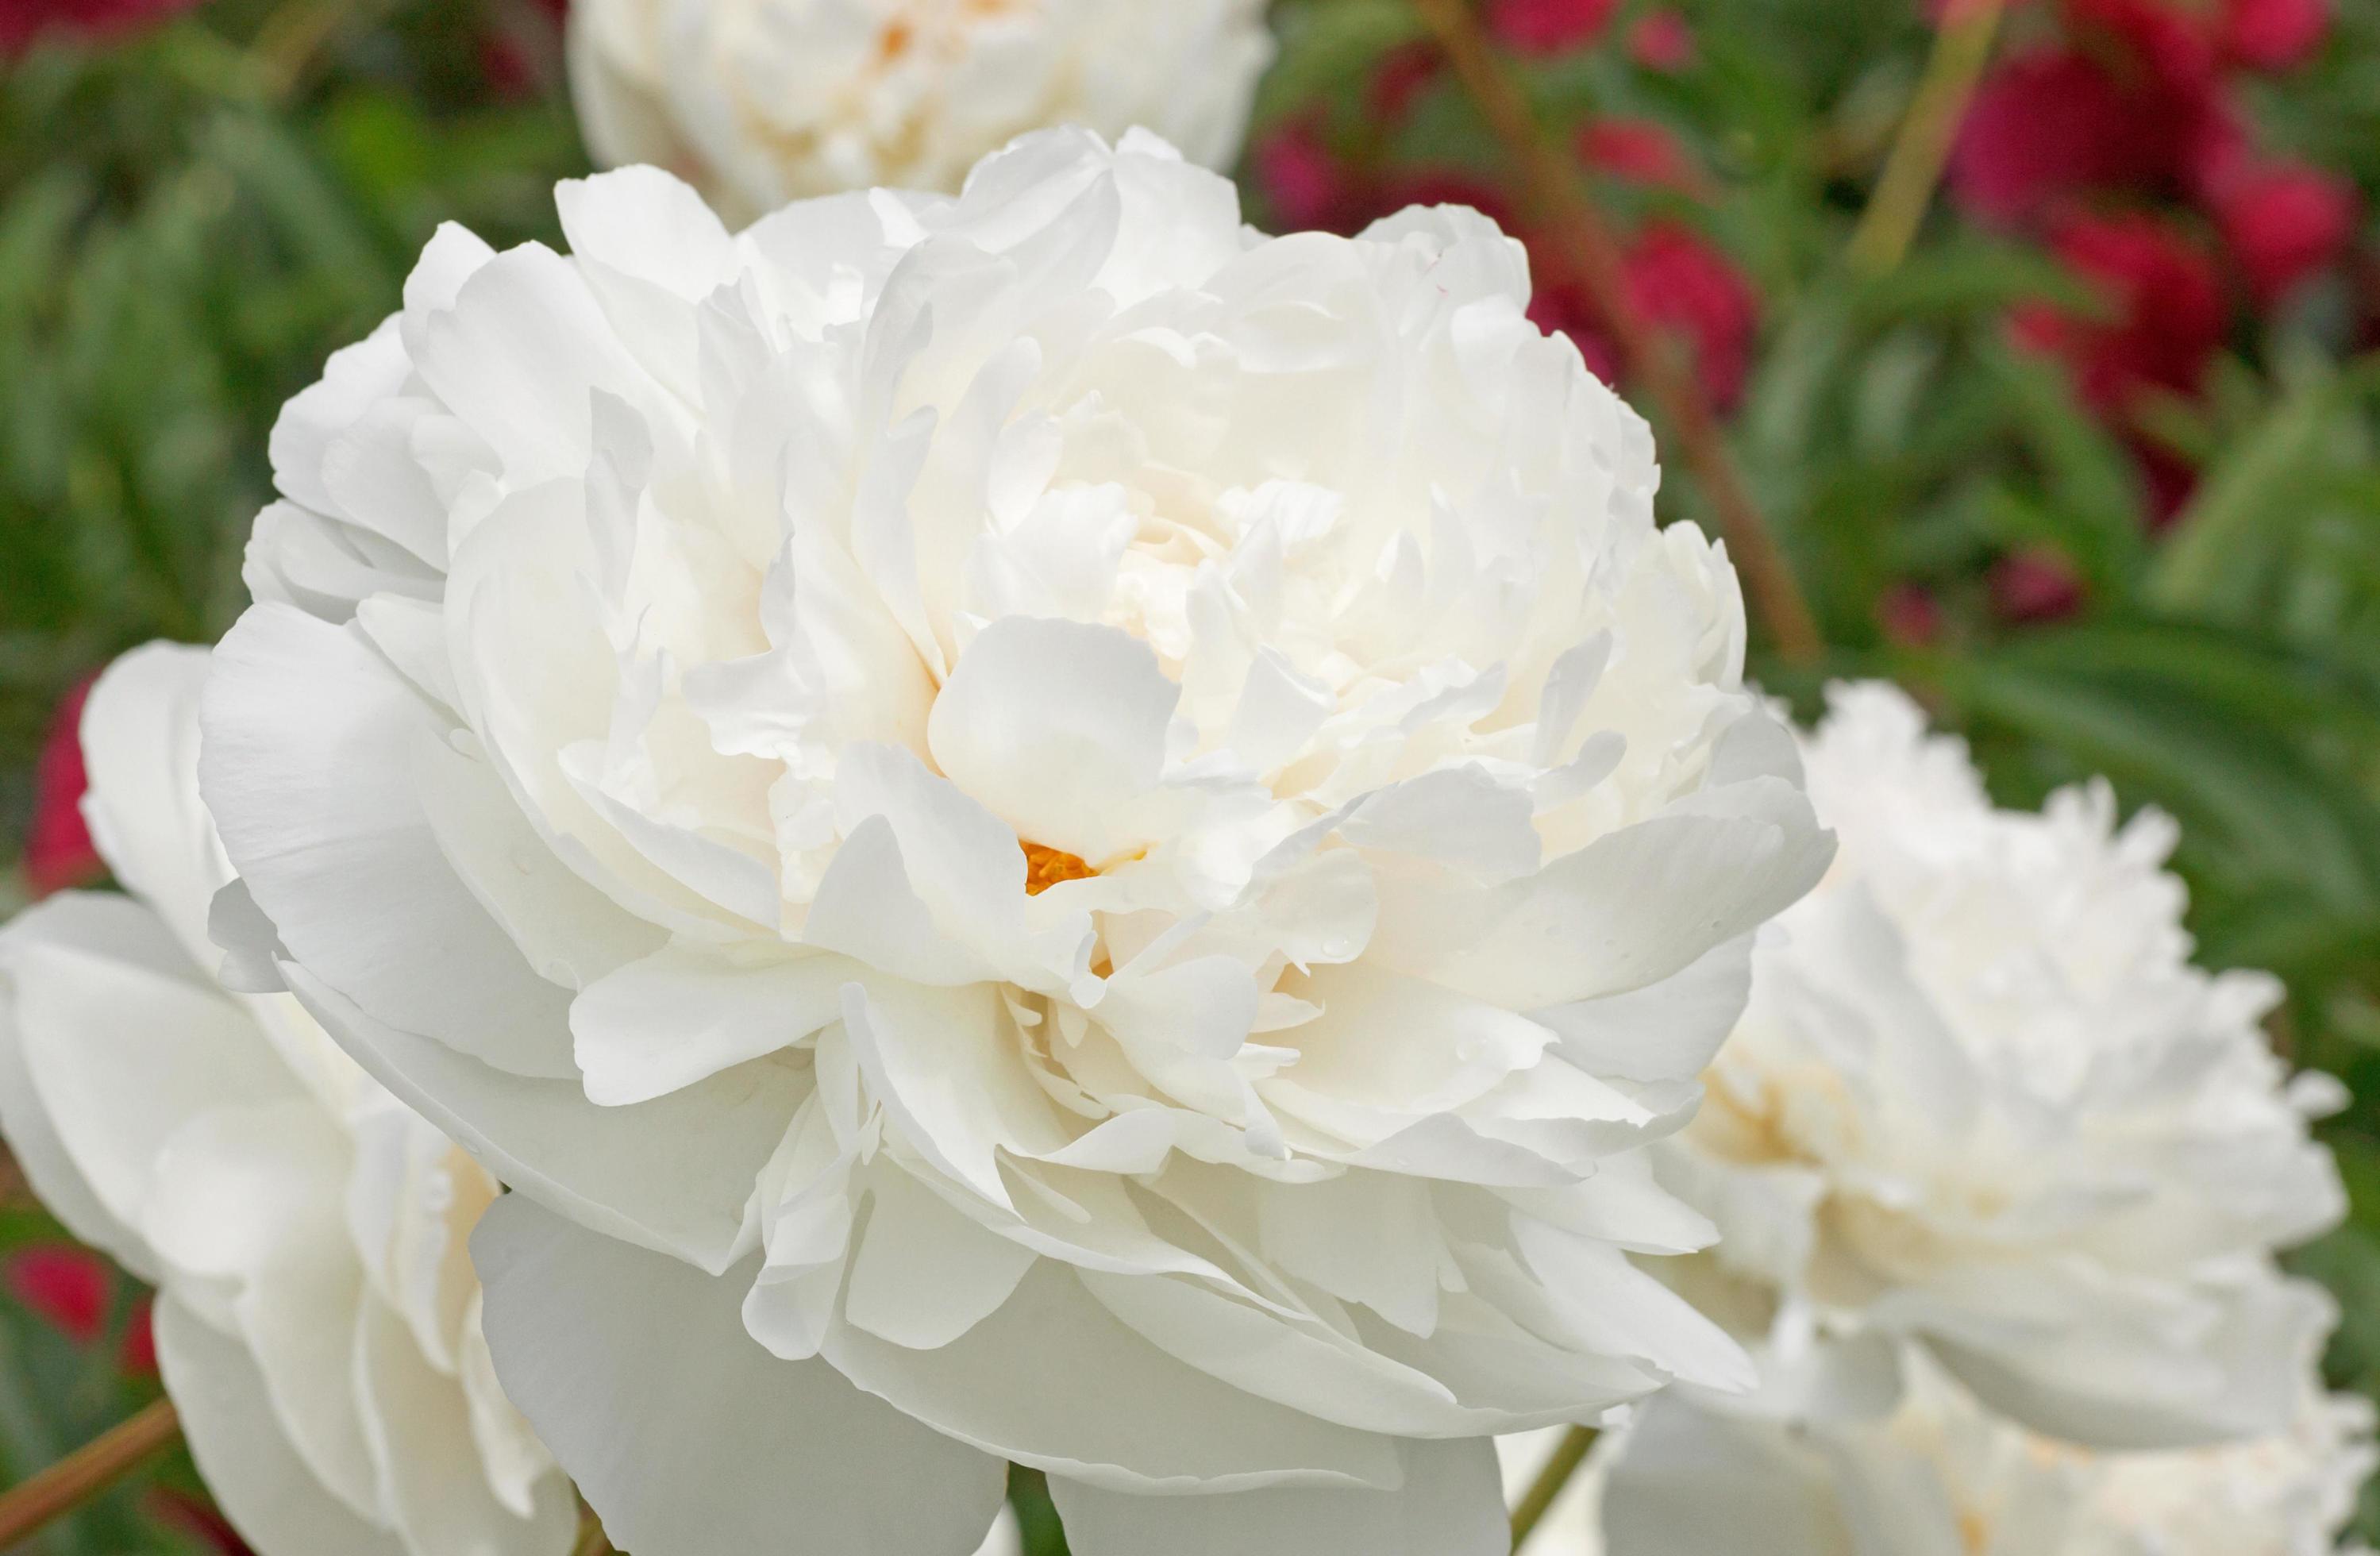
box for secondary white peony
[0,645,575,1556]
[568,0,1273,224]
[1658,681,2345,1450]
[200,128,1834,1555]
[1598,1344,2376,1556]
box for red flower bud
[0,0,202,54]
[2221,0,2328,70]
[6,1246,109,1344]
[24,675,102,898]
[2012,213,2225,412]
[1485,0,1619,56]
[2206,157,2358,305]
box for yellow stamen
[1022,841,1096,895]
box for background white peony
[198,127,1835,1554]
[568,0,1275,224]
[1654,680,2347,1452]
[1599,1344,2376,1556]
[0,645,576,1556]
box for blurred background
[0,0,2377,1548]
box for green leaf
[2148,357,2380,619]
[1984,346,2149,596]
[1924,624,2380,919]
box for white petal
[414,731,667,994]
[840,980,1069,1210]
[408,242,660,487]
[820,1258,1405,1494]
[141,1100,380,1519]
[1080,1267,1490,1437]
[926,616,1178,865]
[355,1298,579,1556]
[1264,967,1553,1144]
[156,1296,409,1556]
[472,1194,1009,1556]
[556,167,735,300]
[268,319,411,519]
[1403,780,1833,1009]
[1510,1219,1756,1393]
[1342,767,1541,881]
[973,1505,1023,1556]
[1535,934,1754,1085]
[845,1168,1037,1350]
[805,817,998,986]
[0,899,170,1276]
[1914,1272,2331,1450]
[286,961,798,1276]
[202,602,581,1078]
[77,641,225,965]
[572,943,855,1105]
[1598,1395,1850,1556]
[0,902,299,1277]
[1048,1437,1508,1556]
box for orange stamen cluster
[1022,841,1097,895]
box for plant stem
[574,1504,615,1556]
[1408,0,1826,666]
[1508,1424,1598,1551]
[0,1398,181,1549]
[1846,0,2008,275]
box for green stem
[1847,0,2008,275]
[1509,1425,1597,1552]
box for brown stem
[1408,0,1825,666]
[1508,1424,1598,1551]
[1846,0,2008,275]
[0,1397,182,1548]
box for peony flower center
[1021,840,1098,895]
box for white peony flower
[0,645,575,1556]
[1658,680,2346,1450]
[568,0,1273,224]
[1598,1343,2376,1556]
[198,128,1834,1556]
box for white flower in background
[2075,1375,2375,1555]
[198,127,1834,1556]
[1658,680,2345,1450]
[568,0,1273,224]
[1597,1343,2376,1556]
[0,645,574,1556]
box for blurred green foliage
[2,0,2378,1550]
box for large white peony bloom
[568,0,1273,224]
[199,128,1834,1555]
[0,645,576,1556]
[1658,680,2345,1450]
[1598,1343,2377,1556]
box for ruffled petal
[819,1257,1405,1494]
[1047,1437,1507,1556]
[76,641,225,965]
[355,1298,578,1556]
[156,1296,409,1556]
[0,899,299,1280]
[202,602,582,1079]
[286,961,799,1276]
[472,1194,1009,1556]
